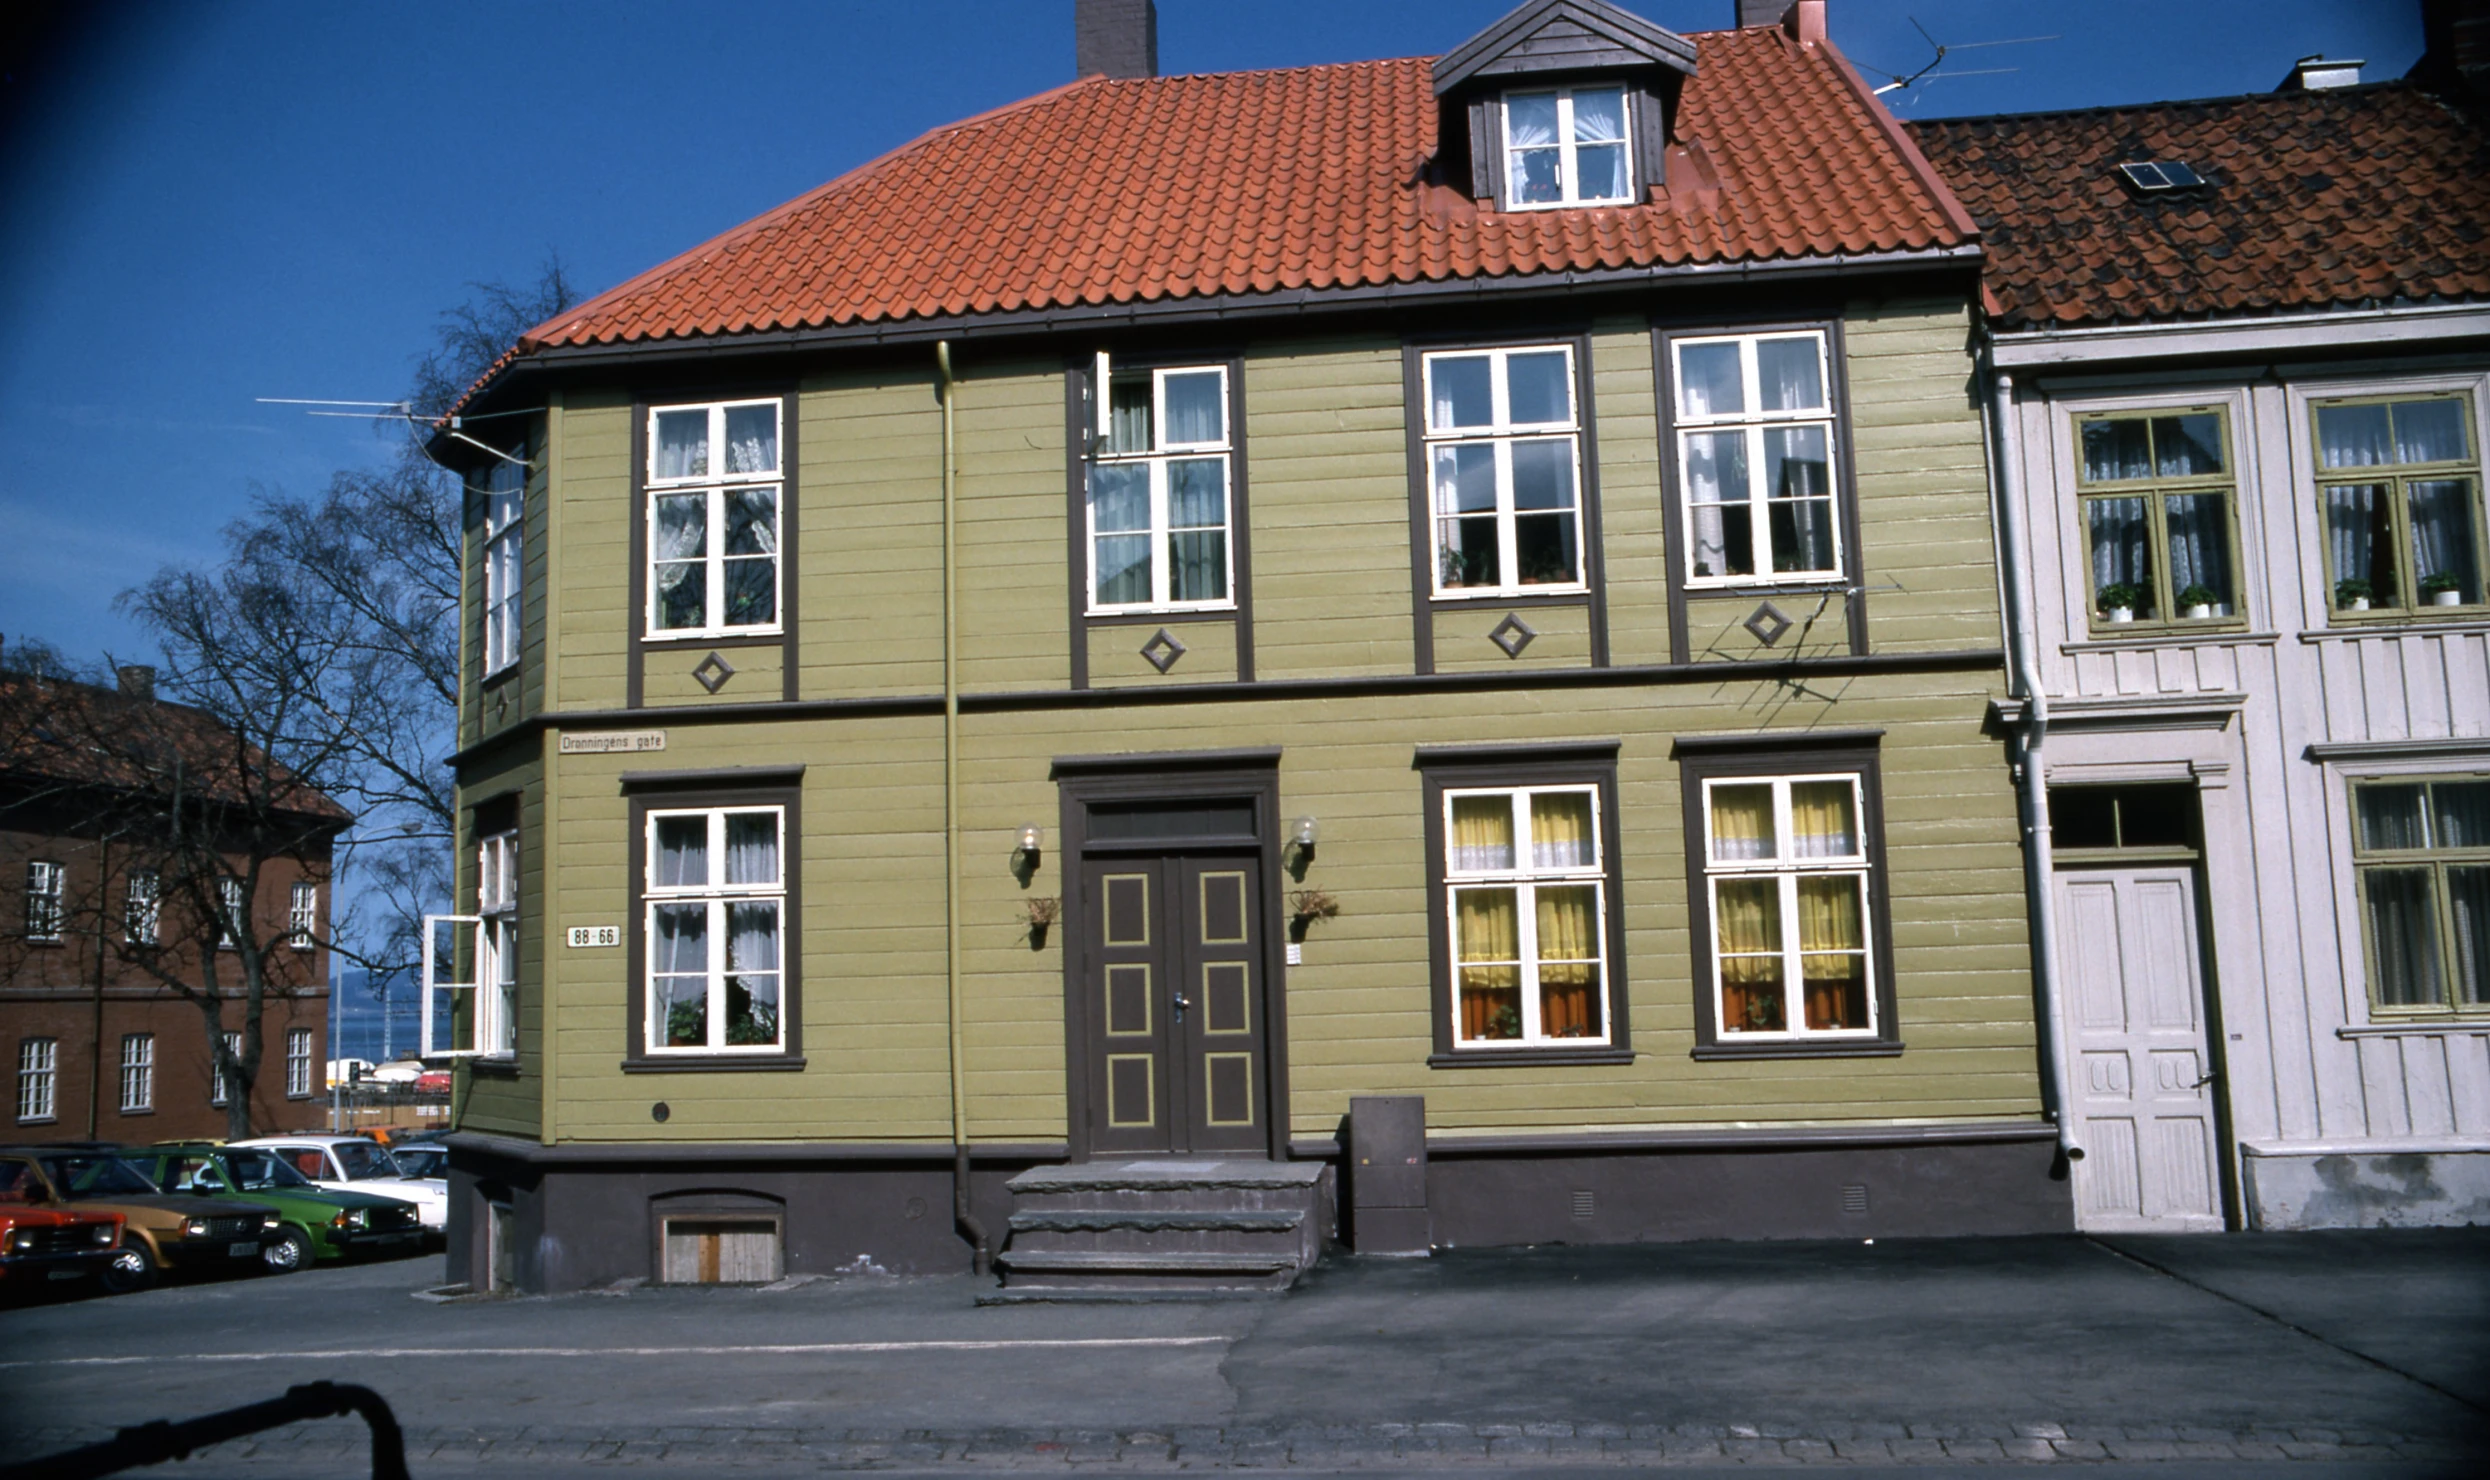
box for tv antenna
[1861,17,2056,99]
[257,397,528,466]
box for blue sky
[0,0,2423,665]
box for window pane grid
[1674,333,1841,585]
[18,1038,57,1122]
[482,456,524,675]
[1089,366,1236,613]
[2315,396,2486,613]
[1703,775,1876,1039]
[1503,87,1632,208]
[647,401,783,637]
[645,807,787,1054]
[24,860,64,942]
[2075,410,2241,626]
[1444,786,1608,1048]
[285,1028,314,1098]
[479,832,520,1057]
[120,1033,153,1113]
[2353,777,2490,1016]
[1422,348,1585,598]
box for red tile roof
[508,28,1972,360]
[1909,83,2490,330]
[1,674,352,827]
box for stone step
[1006,1159,1325,1194]
[997,1249,1299,1276]
[1008,1209,1305,1234]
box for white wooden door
[2055,867,2224,1232]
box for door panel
[2055,868,2223,1232]
[1078,851,1270,1156]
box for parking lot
[3,1229,2485,1474]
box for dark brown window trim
[1652,315,1868,665]
[1416,746,1630,1064]
[1062,350,1255,690]
[449,650,2003,770]
[625,388,800,709]
[1402,330,1611,676]
[1053,751,1289,1162]
[622,780,804,1072]
[468,1057,523,1080]
[1675,735,1902,1058]
[621,764,808,792]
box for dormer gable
[1433,0,1698,211]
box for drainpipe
[1987,363,2082,1168]
[936,341,995,1275]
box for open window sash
[421,913,484,1059]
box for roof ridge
[522,74,1110,348]
[1906,78,2418,132]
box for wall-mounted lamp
[1285,814,1320,876]
[1013,823,1044,872]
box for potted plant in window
[2334,577,2371,612]
[2420,571,2464,607]
[2177,583,2219,621]
[2096,582,2142,625]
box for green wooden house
[430,0,2067,1296]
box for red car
[0,1200,125,1292]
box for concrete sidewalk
[1,1230,2483,1472]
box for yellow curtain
[1530,792,1594,868]
[1790,781,1857,859]
[1451,795,1515,871]
[1714,877,1785,1031]
[1710,784,1775,862]
[1798,875,1868,1030]
[1456,887,1521,1040]
[1535,884,1601,1037]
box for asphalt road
[2,1229,2483,1473]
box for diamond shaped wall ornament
[489,687,510,720]
[1488,612,1538,658]
[691,651,737,694]
[1744,601,1794,647]
[1140,628,1188,674]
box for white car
[231,1135,448,1232]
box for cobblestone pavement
[3,1231,2483,1474]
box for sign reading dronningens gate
[559,730,667,754]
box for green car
[128,1145,426,1274]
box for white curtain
[1756,338,1823,414]
[723,405,777,475]
[655,816,707,888]
[2410,479,2479,600]
[2163,492,2231,605]
[723,813,778,887]
[654,410,708,479]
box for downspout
[936,341,995,1276]
[1986,362,2081,1167]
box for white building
[1916,55,2490,1230]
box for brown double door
[1081,851,1268,1155]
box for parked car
[0,1148,279,1293]
[386,1144,447,1180]
[0,1163,123,1293]
[228,1134,447,1233]
[124,1145,426,1273]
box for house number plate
[567,926,622,948]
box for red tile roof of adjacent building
[1908,82,2490,331]
[502,26,1972,364]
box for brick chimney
[117,664,156,701]
[1076,0,1157,79]
[1740,1,1825,43]
[2416,0,2490,97]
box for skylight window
[2118,161,2205,193]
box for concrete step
[997,1249,1299,1276]
[994,1158,1327,1299]
[1008,1209,1305,1234]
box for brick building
[3,661,347,1143]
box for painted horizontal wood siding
[452,740,544,1141]
[1844,296,2002,655]
[2007,356,2490,1159]
[522,669,2034,1146]
[545,390,635,714]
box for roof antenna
[257,397,528,466]
[1861,17,2055,100]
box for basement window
[661,1216,782,1283]
[2117,161,2205,193]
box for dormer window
[1504,87,1631,207]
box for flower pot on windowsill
[2184,604,2213,621]
[2346,597,2372,611]
[2104,607,2134,625]
[2430,589,2464,607]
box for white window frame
[210,1031,241,1107]
[644,398,784,640]
[289,881,317,950]
[24,860,63,943]
[1672,330,1845,588]
[1421,345,1589,599]
[481,452,525,676]
[1085,358,1237,615]
[217,876,245,950]
[478,830,519,1058]
[643,805,788,1057]
[17,1038,57,1123]
[126,868,159,946]
[119,1032,154,1114]
[1441,784,1613,1049]
[421,912,484,1059]
[285,1027,315,1098]
[1699,772,1879,1041]
[1501,86,1634,209]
